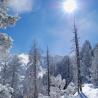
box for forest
[0,0,98,98]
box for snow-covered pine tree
[7,55,22,98]
[23,41,41,98]
[56,56,72,87]
[80,40,92,83]
[70,55,78,84]
[91,44,98,87]
[0,0,18,28]
[63,56,72,87]
[0,33,13,85]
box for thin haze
[0,0,98,56]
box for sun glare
[63,0,77,13]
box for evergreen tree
[7,55,22,98]
[80,40,92,82]
[56,56,72,86]
[0,0,18,28]
[91,44,98,86]
[0,33,13,85]
[24,41,41,98]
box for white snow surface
[82,84,98,98]
[38,84,98,98]
[38,66,46,78]
[74,84,98,98]
[18,53,29,65]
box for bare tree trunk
[47,47,50,96]
[2,61,7,85]
[73,21,82,93]
[66,57,70,86]
[11,66,16,98]
[33,42,38,98]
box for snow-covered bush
[0,84,13,98]
[50,74,66,98]
[65,82,77,95]
[64,82,77,98]
[0,33,13,50]
[38,93,49,98]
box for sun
[63,0,77,13]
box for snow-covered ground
[81,84,98,98]
[39,84,98,98]
[74,84,98,98]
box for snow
[74,84,98,98]
[18,53,29,65]
[0,84,13,98]
[38,94,49,98]
[42,74,66,98]
[38,84,98,98]
[82,84,98,98]
[38,66,46,78]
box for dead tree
[33,41,38,98]
[73,21,82,93]
[24,40,40,98]
[47,47,50,96]
[66,57,70,86]
[2,60,7,85]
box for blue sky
[0,0,98,55]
